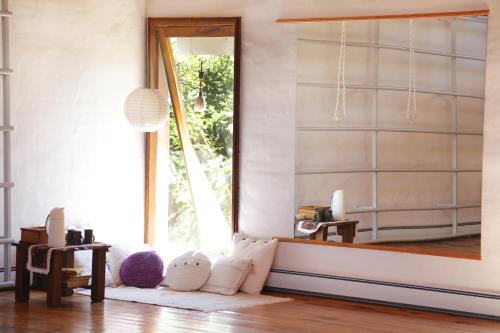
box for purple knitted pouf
[119,251,164,288]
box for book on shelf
[62,274,91,288]
[62,267,83,276]
[61,267,90,288]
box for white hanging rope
[334,22,347,121]
[406,20,417,121]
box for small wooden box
[21,227,48,244]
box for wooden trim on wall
[276,9,489,24]
[148,17,240,28]
[145,17,241,244]
[145,20,159,244]
[274,237,481,261]
[144,134,157,244]
[157,25,234,38]
[232,17,241,234]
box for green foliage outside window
[167,52,234,249]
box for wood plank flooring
[0,290,499,333]
[379,235,481,257]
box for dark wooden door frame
[145,17,241,244]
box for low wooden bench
[309,220,359,243]
[13,242,110,307]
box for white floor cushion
[74,250,114,287]
[229,233,278,294]
[200,256,252,296]
[164,251,211,291]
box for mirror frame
[277,9,489,260]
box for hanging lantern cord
[198,61,204,95]
[334,21,347,122]
[407,20,417,121]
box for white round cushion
[165,251,211,291]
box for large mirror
[294,13,487,258]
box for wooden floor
[380,235,481,257]
[0,290,499,332]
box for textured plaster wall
[10,0,147,244]
[6,0,500,295]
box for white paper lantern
[124,88,169,132]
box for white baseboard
[266,269,500,320]
[0,268,15,289]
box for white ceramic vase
[47,207,66,247]
[331,190,346,221]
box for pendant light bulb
[194,90,206,113]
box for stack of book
[296,205,328,220]
[62,268,90,288]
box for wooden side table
[309,220,359,242]
[13,242,110,307]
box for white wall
[147,0,500,296]
[9,0,147,245]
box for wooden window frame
[145,17,241,244]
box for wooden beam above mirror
[276,9,489,24]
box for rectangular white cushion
[229,233,278,294]
[200,256,252,296]
[74,250,114,287]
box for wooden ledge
[276,9,489,24]
[274,237,481,261]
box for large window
[146,18,240,257]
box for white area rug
[76,286,291,312]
